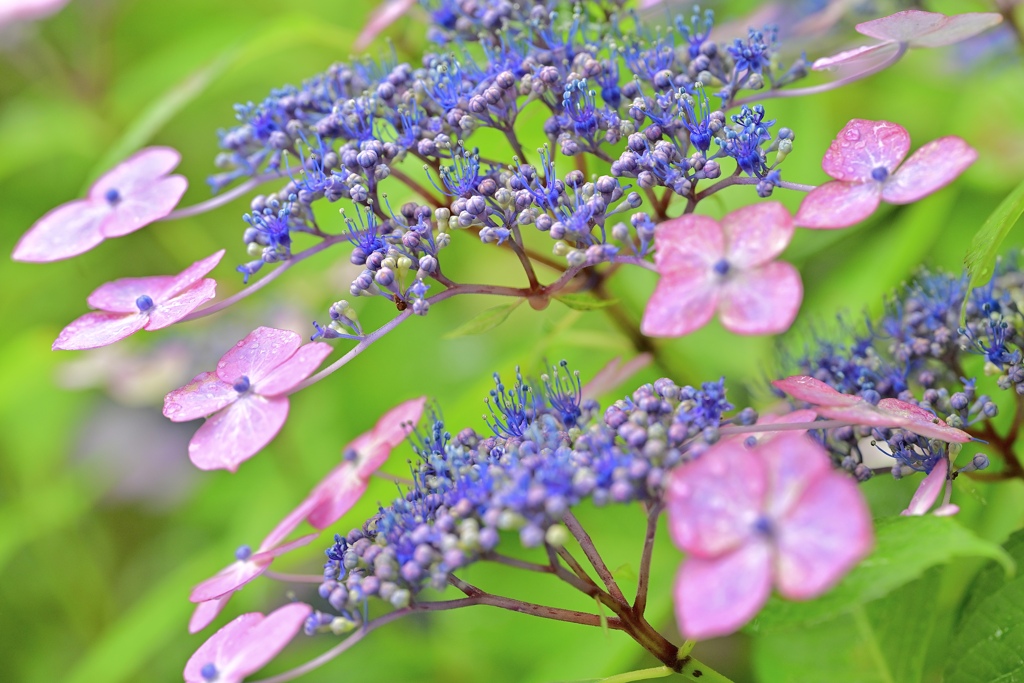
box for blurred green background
[1,1,1023,682]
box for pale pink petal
[251,533,318,562]
[188,396,290,472]
[909,13,1003,47]
[674,541,773,640]
[306,463,370,530]
[157,249,226,300]
[11,200,109,262]
[775,470,873,599]
[164,372,237,422]
[821,119,910,182]
[100,175,188,238]
[811,42,900,71]
[732,409,820,446]
[581,354,653,402]
[877,398,972,442]
[353,396,428,477]
[721,202,795,268]
[901,458,948,516]
[814,402,905,428]
[653,214,723,276]
[718,261,802,336]
[759,433,832,519]
[52,311,148,351]
[146,279,217,330]
[91,147,182,199]
[184,613,262,683]
[215,328,303,386]
[855,10,946,42]
[881,137,977,204]
[87,275,176,312]
[771,375,863,407]
[794,180,882,229]
[355,0,417,49]
[666,440,765,557]
[640,273,718,337]
[189,596,231,634]
[190,559,270,603]
[262,497,322,550]
[933,504,960,516]
[255,342,333,396]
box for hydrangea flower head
[163,327,332,472]
[667,432,873,639]
[794,119,976,229]
[53,250,224,351]
[13,147,188,262]
[184,603,312,683]
[641,203,802,337]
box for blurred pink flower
[13,147,188,262]
[184,603,312,683]
[667,432,873,639]
[0,0,69,27]
[794,119,976,229]
[641,203,802,337]
[356,0,416,49]
[163,327,332,472]
[53,250,223,351]
[901,458,959,517]
[580,354,652,403]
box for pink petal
[189,595,231,634]
[353,396,429,477]
[877,398,972,442]
[933,504,960,516]
[794,180,882,229]
[674,541,773,640]
[87,275,177,312]
[158,249,226,300]
[262,497,322,550]
[856,10,946,42]
[732,409,820,446]
[771,375,863,408]
[184,613,262,683]
[640,273,718,337]
[255,342,333,396]
[821,119,910,183]
[52,311,147,351]
[721,202,795,268]
[759,433,833,519]
[901,458,948,516]
[811,42,900,71]
[718,261,803,336]
[355,0,417,49]
[251,533,318,562]
[881,137,977,205]
[306,463,370,530]
[775,469,873,599]
[652,214,723,277]
[164,372,238,422]
[215,328,303,387]
[91,146,182,199]
[11,200,109,262]
[909,13,1003,47]
[146,279,217,330]
[581,354,653,402]
[814,402,904,428]
[188,396,290,472]
[190,559,270,603]
[666,439,765,558]
[100,175,188,238]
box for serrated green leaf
[750,515,1014,632]
[554,292,619,311]
[443,300,524,339]
[962,177,1024,322]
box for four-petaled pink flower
[52,250,224,351]
[667,432,873,640]
[641,202,802,337]
[901,457,959,517]
[13,147,188,262]
[794,119,976,229]
[164,327,332,472]
[184,603,312,683]
[773,375,972,443]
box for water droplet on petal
[843,128,860,141]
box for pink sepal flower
[164,327,332,472]
[667,432,873,639]
[356,0,416,49]
[581,354,653,402]
[13,147,188,262]
[184,603,312,683]
[795,120,977,229]
[773,375,972,443]
[641,203,803,337]
[52,250,224,351]
[901,458,959,517]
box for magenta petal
[353,396,429,477]
[158,249,226,299]
[902,459,948,516]
[184,613,262,683]
[855,9,945,41]
[822,119,910,182]
[653,214,723,276]
[877,398,972,442]
[262,496,322,550]
[355,0,416,49]
[100,175,188,238]
[666,439,765,557]
[306,464,370,530]
[759,433,832,519]
[189,595,231,634]
[256,342,333,396]
[52,311,147,351]
[718,261,802,336]
[775,470,873,599]
[909,12,1003,47]
[811,42,899,71]
[12,200,108,262]
[146,279,217,330]
[721,202,795,268]
[216,328,303,386]
[87,275,176,312]
[91,146,181,199]
[164,372,237,422]
[771,375,863,407]
[881,137,977,205]
[815,402,904,428]
[230,603,313,680]
[251,533,317,563]
[190,559,269,603]
[794,180,882,229]
[640,273,718,337]
[188,396,290,472]
[674,541,773,640]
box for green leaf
[945,529,1024,683]
[554,292,619,311]
[443,300,524,339]
[751,515,1014,632]
[962,176,1024,322]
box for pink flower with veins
[13,147,188,262]
[356,0,416,49]
[794,119,976,229]
[52,250,224,351]
[902,458,959,517]
[164,327,332,472]
[184,603,312,683]
[641,202,802,337]
[667,432,873,640]
[772,375,972,443]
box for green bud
[545,524,570,548]
[247,242,262,258]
